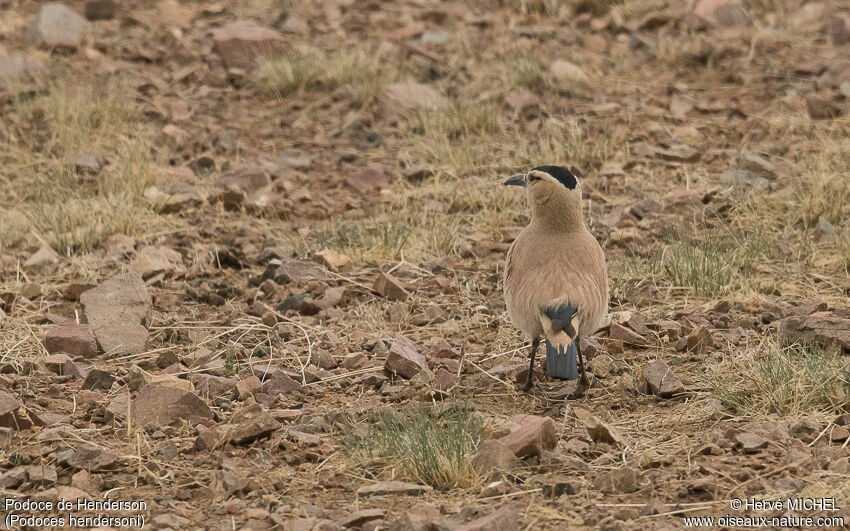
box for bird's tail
[545,339,578,380]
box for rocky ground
[1,0,850,529]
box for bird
[502,165,608,390]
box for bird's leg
[576,337,589,387]
[524,337,540,391]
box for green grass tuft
[345,404,483,489]
[708,341,850,417]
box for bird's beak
[503,174,525,187]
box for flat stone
[236,375,262,400]
[346,167,391,194]
[63,444,118,471]
[191,373,237,399]
[657,143,700,162]
[779,314,850,351]
[80,273,151,355]
[211,20,285,69]
[735,432,768,453]
[24,245,59,270]
[131,385,213,427]
[357,481,433,497]
[260,370,302,396]
[456,505,521,531]
[379,81,447,113]
[84,0,115,20]
[609,322,648,346]
[273,259,329,284]
[830,426,850,442]
[129,246,183,279]
[27,3,89,49]
[694,0,748,26]
[311,249,350,272]
[550,59,589,85]
[337,509,385,528]
[0,50,42,86]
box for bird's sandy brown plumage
[503,168,608,386]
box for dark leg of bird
[525,337,540,390]
[576,337,589,387]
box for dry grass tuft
[0,81,155,254]
[292,216,413,263]
[344,404,483,489]
[254,47,399,106]
[838,229,850,272]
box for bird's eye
[528,175,541,183]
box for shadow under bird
[502,165,608,390]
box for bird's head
[504,165,583,230]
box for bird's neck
[531,201,585,233]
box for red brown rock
[226,403,281,445]
[456,505,521,531]
[346,167,391,194]
[311,249,350,272]
[260,370,302,396]
[273,259,330,284]
[80,272,151,356]
[499,414,556,458]
[644,360,684,398]
[473,439,522,477]
[593,467,641,493]
[609,322,648,346]
[433,368,458,394]
[44,324,99,358]
[64,444,118,471]
[211,21,286,70]
[129,246,183,279]
[236,375,262,400]
[574,407,627,446]
[372,272,409,301]
[192,374,238,400]
[831,16,850,45]
[686,326,714,354]
[384,335,427,379]
[779,314,850,351]
[0,391,30,431]
[131,385,214,427]
[81,369,115,391]
[792,300,828,316]
[806,95,844,120]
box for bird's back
[504,224,608,339]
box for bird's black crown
[533,165,577,190]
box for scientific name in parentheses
[743,498,839,511]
